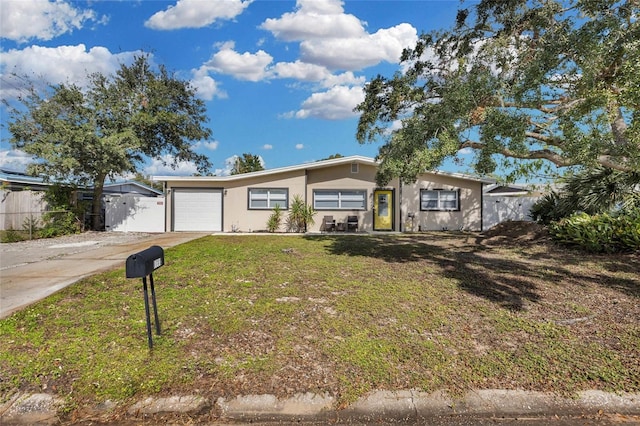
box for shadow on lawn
[307,234,639,311]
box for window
[248,188,288,209]
[313,190,366,210]
[420,189,459,211]
[351,162,359,174]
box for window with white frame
[313,189,366,210]
[248,188,288,209]
[420,189,460,211]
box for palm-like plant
[531,167,640,224]
[562,167,640,214]
[286,195,316,232]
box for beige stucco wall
[401,174,483,232]
[306,163,385,232]
[164,170,306,232]
[161,162,484,233]
[224,170,306,232]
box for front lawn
[1,232,638,414]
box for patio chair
[346,215,358,232]
[322,215,336,232]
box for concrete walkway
[0,232,208,319]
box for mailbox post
[125,246,164,349]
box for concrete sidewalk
[0,232,208,319]
[2,388,639,425]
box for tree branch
[460,141,571,166]
[460,140,633,172]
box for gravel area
[1,231,154,251]
[0,231,157,269]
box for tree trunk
[91,175,105,231]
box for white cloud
[144,154,199,176]
[206,45,273,82]
[295,144,304,150]
[272,61,364,87]
[0,0,104,43]
[260,0,365,41]
[0,149,32,172]
[190,65,228,100]
[0,45,138,100]
[193,140,219,151]
[263,144,273,150]
[458,147,474,155]
[300,23,418,70]
[291,85,364,120]
[260,0,417,71]
[145,0,252,30]
[216,155,238,176]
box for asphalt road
[0,232,208,319]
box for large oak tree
[6,56,212,229]
[356,0,640,184]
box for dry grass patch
[1,228,638,418]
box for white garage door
[173,188,222,232]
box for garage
[172,188,222,232]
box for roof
[484,184,530,196]
[0,169,51,188]
[103,180,164,196]
[153,155,494,184]
[0,170,162,195]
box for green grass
[1,234,638,412]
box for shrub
[286,195,316,232]
[530,191,572,224]
[549,209,640,253]
[266,205,283,233]
[40,211,82,238]
[39,184,85,238]
[1,229,26,243]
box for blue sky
[0,0,474,178]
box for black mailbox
[126,245,164,349]
[126,245,164,278]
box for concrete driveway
[0,232,208,319]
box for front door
[373,189,394,231]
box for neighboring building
[103,181,164,197]
[0,169,164,231]
[153,156,493,233]
[0,168,51,231]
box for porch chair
[322,215,336,232]
[346,215,358,232]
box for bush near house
[285,195,316,232]
[549,209,640,253]
[266,204,283,233]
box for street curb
[0,393,65,426]
[2,389,639,424]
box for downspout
[163,181,168,233]
[480,182,484,232]
[398,178,402,232]
[305,169,309,232]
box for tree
[356,0,640,185]
[5,55,212,230]
[320,153,344,160]
[133,172,164,192]
[231,153,264,175]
